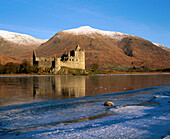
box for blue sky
[0,0,170,47]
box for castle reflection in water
[1,74,169,107]
[32,76,86,99]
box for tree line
[0,60,39,74]
[0,61,169,74]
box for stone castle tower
[31,45,85,73]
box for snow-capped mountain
[0,30,48,59]
[0,26,169,69]
[0,30,47,46]
[64,26,170,50]
[153,43,169,51]
[36,26,170,69]
[63,26,131,41]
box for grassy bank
[0,62,170,75]
[0,71,170,76]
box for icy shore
[0,86,170,138]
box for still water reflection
[0,74,169,106]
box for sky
[0,0,170,48]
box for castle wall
[54,52,85,71]
[37,57,54,69]
[32,45,85,72]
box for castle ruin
[31,45,85,73]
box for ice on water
[0,86,169,138]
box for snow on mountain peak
[153,43,164,48]
[63,26,130,40]
[153,43,169,51]
[0,30,47,45]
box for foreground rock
[104,101,114,106]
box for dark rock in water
[104,101,114,106]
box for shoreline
[0,86,169,138]
[0,72,170,76]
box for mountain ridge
[35,26,170,69]
[0,30,47,46]
[0,27,169,70]
[0,30,47,60]
[62,26,132,41]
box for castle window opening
[70,50,75,56]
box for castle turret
[75,45,85,69]
[75,44,82,51]
[31,50,37,66]
[33,50,37,61]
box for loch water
[0,74,170,137]
[0,74,169,107]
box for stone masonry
[31,45,85,73]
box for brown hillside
[0,30,47,64]
[35,30,170,70]
[0,37,42,58]
[0,54,20,65]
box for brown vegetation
[0,54,20,64]
[0,36,43,63]
[35,32,170,70]
[0,60,39,74]
[0,30,170,71]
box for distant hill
[0,54,19,65]
[35,26,170,70]
[0,27,169,69]
[0,30,47,63]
